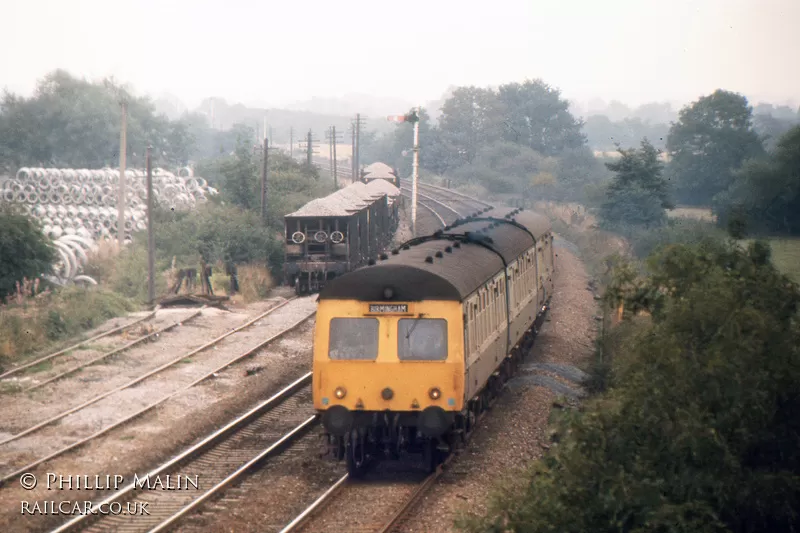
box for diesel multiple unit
[283,170,402,295]
[312,205,555,475]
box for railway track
[0,296,317,486]
[0,309,161,383]
[277,457,450,533]
[22,308,206,392]
[49,373,317,533]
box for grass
[23,360,53,374]
[237,264,274,303]
[768,238,800,282]
[0,283,136,368]
[667,206,716,222]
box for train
[312,205,555,475]
[283,163,402,295]
[360,162,401,188]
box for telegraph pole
[328,126,333,178]
[350,122,356,181]
[326,126,342,188]
[306,130,313,166]
[332,126,339,188]
[355,113,361,180]
[411,106,420,235]
[117,100,127,248]
[289,127,294,158]
[146,145,155,306]
[260,137,269,223]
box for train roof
[285,182,374,218]
[362,162,396,177]
[319,206,552,301]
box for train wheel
[423,439,439,473]
[346,435,369,478]
[334,436,345,460]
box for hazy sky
[2,0,798,110]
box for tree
[666,90,764,205]
[0,206,55,300]
[715,125,800,234]
[753,112,799,151]
[599,139,673,230]
[497,79,586,156]
[0,70,188,172]
[438,86,502,165]
[463,240,800,533]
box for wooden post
[118,101,127,248]
[146,146,155,306]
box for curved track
[31,178,506,533]
[400,181,494,235]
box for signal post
[388,108,421,235]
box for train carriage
[312,206,555,475]
[283,177,399,294]
[361,162,401,188]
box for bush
[0,205,55,300]
[237,264,273,303]
[0,286,134,363]
[629,218,727,259]
[461,241,800,533]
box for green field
[766,238,800,282]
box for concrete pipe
[26,191,39,203]
[50,225,64,239]
[14,191,26,202]
[53,241,77,279]
[179,167,193,178]
[3,190,14,202]
[73,275,98,285]
[60,237,88,265]
[38,176,52,190]
[16,168,31,181]
[62,234,96,251]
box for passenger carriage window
[397,319,448,361]
[328,318,379,360]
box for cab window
[328,318,379,360]
[397,318,448,361]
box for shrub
[237,264,273,303]
[0,286,134,363]
[461,241,800,533]
[0,205,55,300]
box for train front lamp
[334,387,347,399]
[429,387,441,400]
